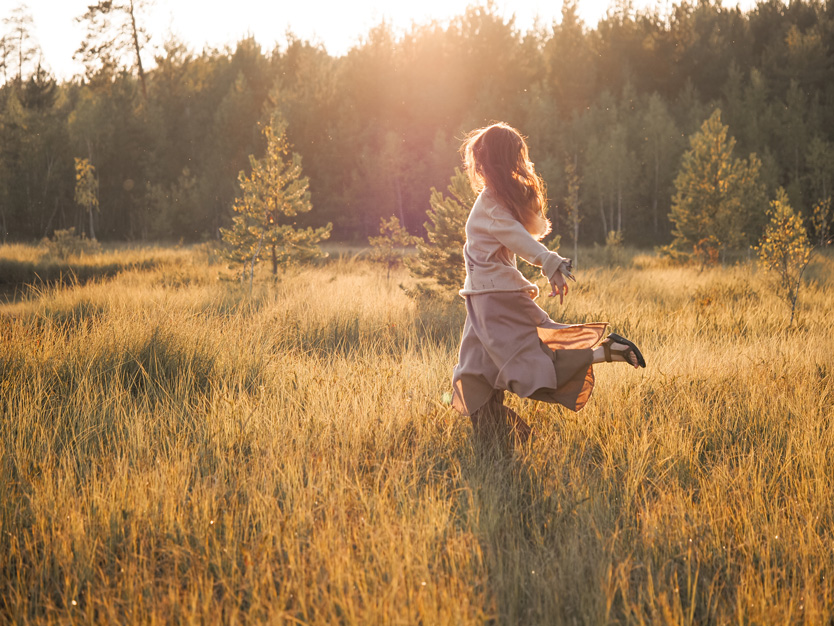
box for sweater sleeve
[487,208,567,280]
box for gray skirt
[451,291,607,416]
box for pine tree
[669,109,766,257]
[2,4,38,84]
[221,113,331,286]
[74,0,150,97]
[406,167,474,291]
[368,215,419,281]
[755,188,812,326]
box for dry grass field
[1,243,832,624]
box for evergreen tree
[407,167,474,290]
[2,4,38,84]
[144,167,202,239]
[221,113,331,284]
[669,108,766,255]
[545,0,596,119]
[368,215,419,280]
[755,188,812,326]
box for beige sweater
[460,188,567,298]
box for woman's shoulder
[476,188,511,218]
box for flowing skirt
[451,291,607,416]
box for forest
[1,0,834,248]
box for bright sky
[19,0,760,80]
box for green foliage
[805,137,834,203]
[406,168,474,291]
[144,167,203,239]
[669,109,766,256]
[368,215,419,280]
[755,188,812,325]
[604,229,624,266]
[810,197,833,248]
[74,157,99,240]
[6,1,834,249]
[220,113,331,281]
[73,158,98,212]
[582,92,639,239]
[639,92,681,238]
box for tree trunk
[271,243,278,275]
[249,233,264,294]
[608,191,614,237]
[653,153,660,234]
[88,206,96,240]
[128,0,147,99]
[43,197,59,238]
[573,220,579,269]
[395,175,404,227]
[17,28,24,82]
[794,145,799,185]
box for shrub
[41,227,102,260]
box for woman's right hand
[548,270,569,303]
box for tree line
[1,0,833,250]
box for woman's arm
[487,208,568,283]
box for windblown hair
[461,122,551,239]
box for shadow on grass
[273,291,466,358]
[455,445,612,624]
[0,257,164,301]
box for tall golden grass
[1,244,832,624]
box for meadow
[1,242,832,624]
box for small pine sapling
[74,157,99,240]
[221,114,331,291]
[755,188,819,326]
[605,229,624,266]
[368,215,419,280]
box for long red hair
[461,122,550,239]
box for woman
[451,122,646,447]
